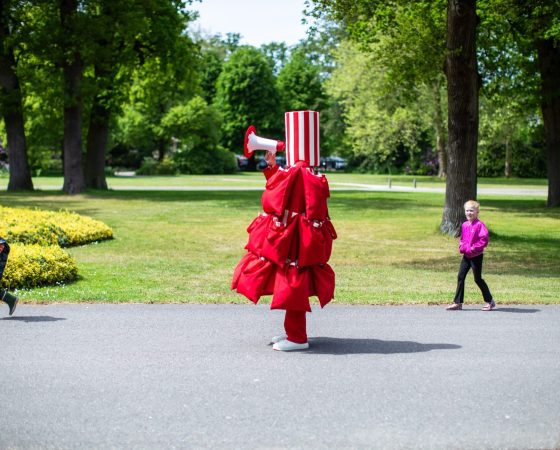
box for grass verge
[2,184,558,305]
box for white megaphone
[244,125,285,158]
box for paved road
[1,304,559,449]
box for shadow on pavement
[306,337,461,355]
[2,316,66,323]
[446,307,540,313]
[494,307,540,313]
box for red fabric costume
[231,160,336,343]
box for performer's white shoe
[270,334,287,344]
[273,339,309,351]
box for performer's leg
[284,310,307,344]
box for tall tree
[477,11,540,178]
[59,0,86,194]
[195,32,241,104]
[277,47,326,112]
[261,41,289,75]
[372,2,448,177]
[115,34,199,164]
[538,37,560,206]
[84,0,195,189]
[0,0,34,191]
[309,0,479,234]
[214,46,281,168]
[481,0,560,206]
[298,19,347,156]
[440,0,479,235]
[326,40,433,171]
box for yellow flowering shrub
[0,206,113,289]
[1,244,78,289]
[0,206,113,246]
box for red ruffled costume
[231,160,336,342]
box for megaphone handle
[264,151,276,167]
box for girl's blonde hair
[464,200,480,211]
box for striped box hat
[284,110,320,167]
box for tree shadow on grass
[399,251,559,278]
[490,231,560,250]
[8,189,556,222]
[305,337,461,355]
[2,316,66,323]
[99,190,439,213]
[2,188,440,212]
[329,191,440,213]
[482,198,560,219]
[2,189,262,211]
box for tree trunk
[60,0,86,194]
[504,138,512,178]
[536,39,560,207]
[433,78,447,178]
[86,65,110,190]
[61,55,86,194]
[0,0,33,191]
[440,0,479,236]
[86,100,109,189]
[157,138,166,162]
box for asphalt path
[1,304,559,449]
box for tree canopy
[1,0,558,213]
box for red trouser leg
[284,310,307,344]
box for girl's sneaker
[482,301,496,311]
[446,303,462,310]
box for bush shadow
[305,337,461,355]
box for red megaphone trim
[244,125,257,158]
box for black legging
[0,239,9,280]
[453,254,493,304]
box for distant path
[2,304,559,449]
[331,182,548,196]
[25,181,548,196]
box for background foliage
[1,0,554,179]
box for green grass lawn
[1,176,558,305]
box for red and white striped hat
[284,110,320,167]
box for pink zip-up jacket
[459,219,489,259]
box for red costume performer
[231,111,336,351]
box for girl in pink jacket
[446,200,495,311]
